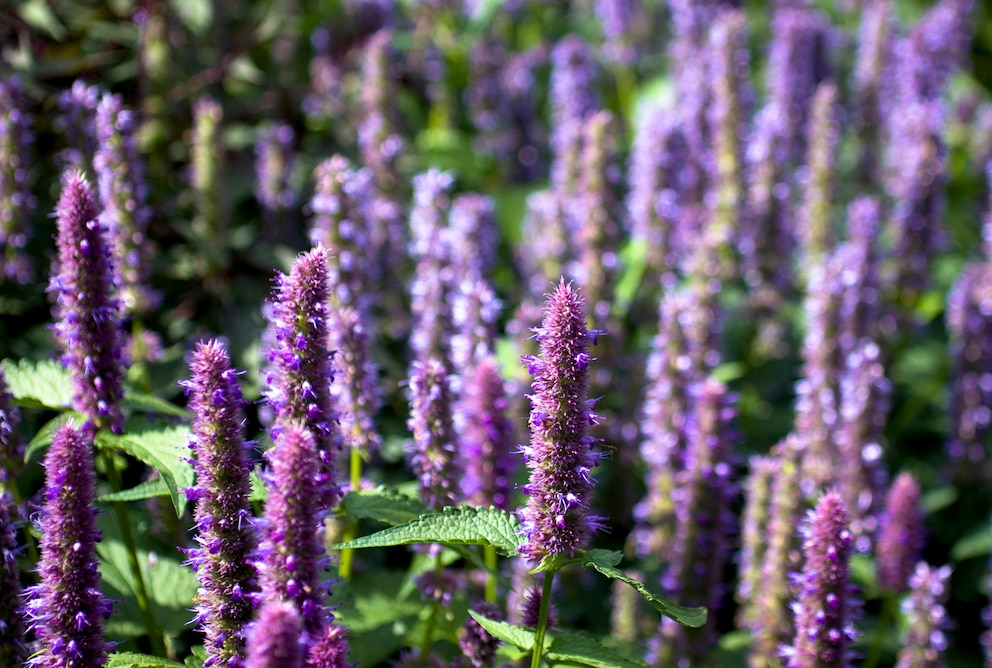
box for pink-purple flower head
[519,280,605,564]
[245,600,306,668]
[49,171,127,434]
[407,358,462,510]
[24,422,113,668]
[877,472,925,593]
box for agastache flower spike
[877,472,924,594]
[0,367,24,483]
[258,422,331,635]
[461,358,517,510]
[55,80,100,173]
[50,172,127,434]
[0,76,37,285]
[264,246,341,510]
[784,491,857,668]
[549,36,598,194]
[407,359,461,510]
[94,93,156,314]
[0,492,25,665]
[329,306,381,460]
[255,122,297,227]
[245,600,306,668]
[24,423,113,668]
[183,339,258,668]
[519,281,604,564]
[736,456,779,629]
[896,563,953,668]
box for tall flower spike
[877,472,924,594]
[0,76,37,285]
[784,491,857,668]
[0,367,24,483]
[0,492,25,665]
[329,306,381,460]
[55,80,100,173]
[94,93,156,314]
[896,563,952,668]
[407,359,461,510]
[183,339,258,668]
[549,36,598,194]
[264,246,341,510]
[736,456,780,629]
[245,599,306,668]
[519,281,604,564]
[24,423,113,668]
[255,122,297,228]
[461,358,517,511]
[50,172,127,434]
[191,98,225,269]
[258,422,331,635]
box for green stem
[419,554,443,663]
[484,545,498,603]
[530,572,555,668]
[338,447,363,581]
[864,593,895,668]
[99,450,164,657]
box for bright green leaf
[96,427,194,517]
[547,629,647,668]
[24,412,84,465]
[106,651,185,668]
[169,0,212,34]
[2,358,72,410]
[99,477,170,504]
[468,612,534,652]
[339,487,429,525]
[249,466,266,503]
[582,550,707,627]
[332,506,524,556]
[18,0,67,40]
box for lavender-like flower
[877,472,925,593]
[255,122,297,227]
[798,82,839,275]
[24,422,113,668]
[0,492,24,665]
[50,172,127,434]
[518,190,572,298]
[839,198,884,350]
[851,0,892,185]
[946,262,992,476]
[655,379,737,667]
[461,358,517,510]
[0,367,23,483]
[784,491,857,668]
[182,339,258,668]
[357,30,406,193]
[448,193,498,280]
[519,281,604,564]
[549,36,598,193]
[329,306,381,460]
[307,623,350,668]
[896,563,953,668]
[245,600,306,668]
[94,93,155,314]
[596,0,637,66]
[258,421,331,634]
[264,246,341,510]
[407,359,461,510]
[309,155,376,312]
[460,601,501,668]
[0,76,36,285]
[55,80,100,173]
[736,456,779,629]
[450,277,501,373]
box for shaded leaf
[339,487,429,525]
[123,391,190,418]
[96,427,193,517]
[99,477,170,504]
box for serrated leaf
[123,391,190,418]
[106,652,185,668]
[99,477,170,504]
[96,427,193,517]
[249,466,266,503]
[332,506,524,556]
[24,412,84,465]
[547,629,646,668]
[2,358,72,410]
[468,612,534,651]
[339,487,429,525]
[582,550,707,628]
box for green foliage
[339,486,430,525]
[99,477,171,504]
[96,427,194,517]
[1,358,73,410]
[106,652,186,668]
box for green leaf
[17,0,67,40]
[339,487,429,525]
[581,550,707,628]
[468,612,534,652]
[249,466,267,503]
[468,614,645,668]
[951,526,992,561]
[24,412,84,465]
[106,652,186,668]
[123,391,190,418]
[99,477,170,504]
[331,506,524,556]
[169,0,212,34]
[1,358,72,410]
[96,427,194,517]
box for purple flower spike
[461,358,517,511]
[736,456,780,628]
[460,601,501,668]
[407,359,461,510]
[264,246,342,510]
[0,367,24,482]
[255,122,297,222]
[94,93,155,314]
[50,172,127,434]
[877,472,924,593]
[55,80,100,173]
[896,563,952,668]
[245,600,306,668]
[307,622,351,668]
[24,423,113,668]
[549,36,598,193]
[258,422,330,636]
[0,492,25,665]
[183,339,258,668]
[519,281,604,564]
[784,491,857,668]
[0,76,37,285]
[329,306,381,459]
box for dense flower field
[2,0,992,666]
